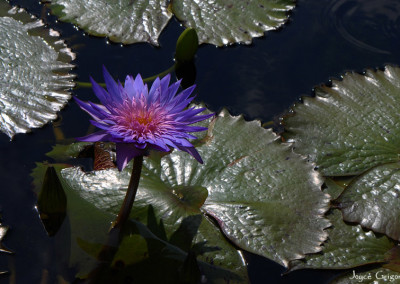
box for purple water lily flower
[74,67,213,171]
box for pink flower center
[110,97,171,142]
[135,113,153,126]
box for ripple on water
[321,0,400,54]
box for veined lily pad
[336,163,400,241]
[289,181,396,271]
[44,0,295,46]
[60,108,330,268]
[171,0,295,46]
[0,0,75,139]
[42,0,172,46]
[283,65,400,177]
[282,65,400,240]
[289,210,395,271]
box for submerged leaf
[61,107,330,268]
[72,204,241,283]
[0,0,75,138]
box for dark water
[1,0,400,283]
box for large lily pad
[0,0,75,139]
[44,0,295,46]
[282,65,400,240]
[60,108,330,268]
[336,162,400,241]
[171,0,296,46]
[42,0,172,46]
[283,65,400,177]
[290,210,395,271]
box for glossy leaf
[43,0,173,46]
[283,65,400,176]
[171,0,296,46]
[336,163,400,241]
[290,210,395,271]
[44,0,295,46]
[0,0,75,138]
[61,108,330,268]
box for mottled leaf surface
[45,0,295,46]
[283,66,400,176]
[61,109,330,267]
[290,210,395,271]
[0,0,75,138]
[44,0,172,46]
[337,163,400,241]
[171,0,296,46]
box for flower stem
[88,155,144,282]
[112,155,144,229]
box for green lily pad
[0,0,75,139]
[60,108,330,267]
[282,65,400,177]
[289,210,395,271]
[44,0,295,46]
[336,162,400,241]
[171,0,296,46]
[42,0,172,46]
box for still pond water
[1,0,400,283]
